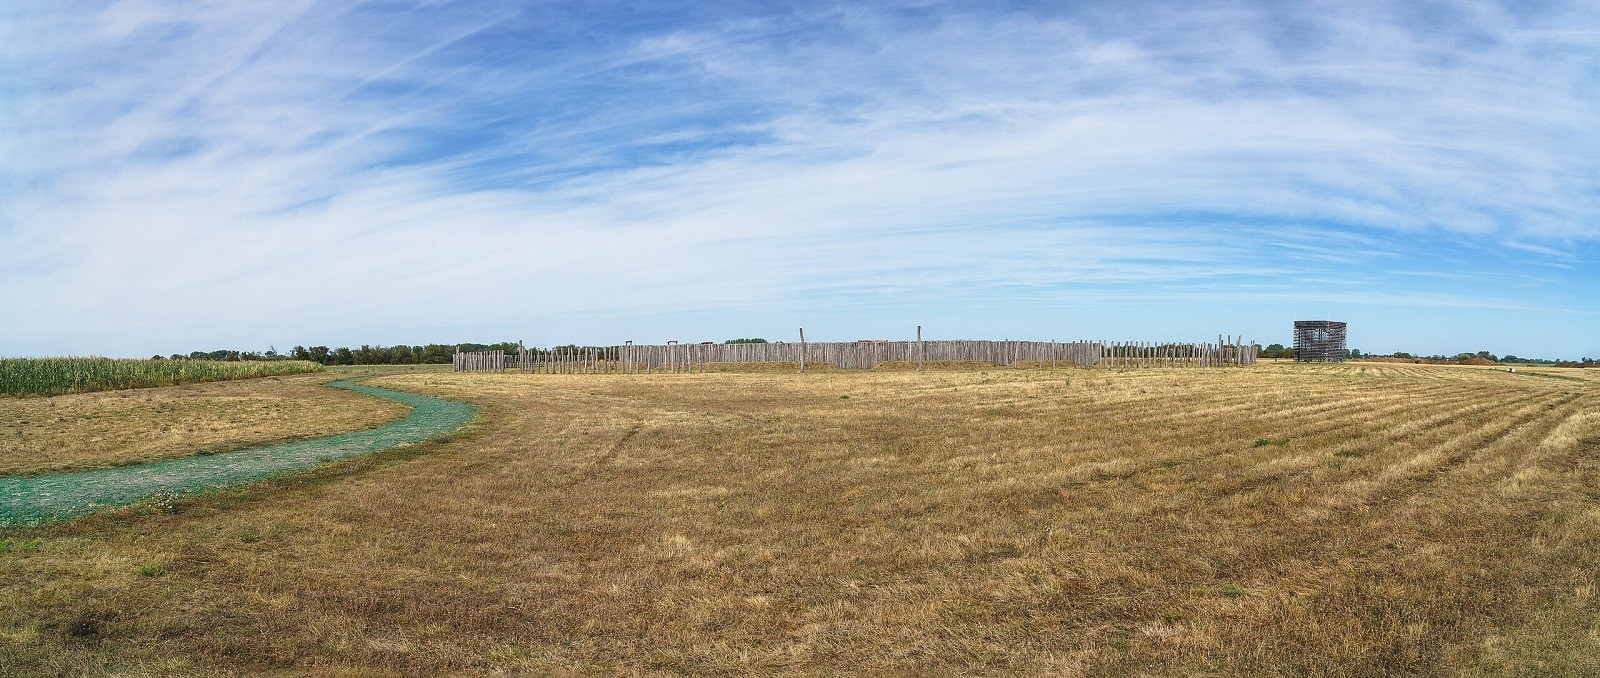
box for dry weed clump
[0,363,1596,674]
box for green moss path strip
[0,378,475,526]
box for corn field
[0,358,324,397]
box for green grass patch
[0,378,476,526]
[0,537,43,552]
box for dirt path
[0,377,475,526]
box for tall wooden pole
[799,328,806,373]
[917,325,924,372]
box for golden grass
[0,373,408,476]
[1,363,1598,674]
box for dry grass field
[0,373,407,476]
[2,363,1598,674]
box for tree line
[155,339,776,366]
[154,343,513,365]
[286,344,500,365]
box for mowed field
[0,372,408,477]
[2,363,1598,674]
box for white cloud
[1,1,1595,356]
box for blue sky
[2,1,1596,358]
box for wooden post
[799,328,806,373]
[917,325,924,372]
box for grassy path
[0,377,475,526]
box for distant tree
[421,344,454,363]
[308,346,331,364]
[1393,352,1413,359]
[189,351,206,360]
[264,346,278,359]
[1347,348,1364,359]
[1475,350,1498,362]
[333,347,354,365]
[290,346,311,361]
[150,354,165,360]
[1260,343,1294,359]
[386,345,415,364]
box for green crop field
[0,358,323,397]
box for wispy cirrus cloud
[1,1,1596,357]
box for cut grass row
[0,358,322,397]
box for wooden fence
[452,350,507,372]
[454,337,1257,373]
